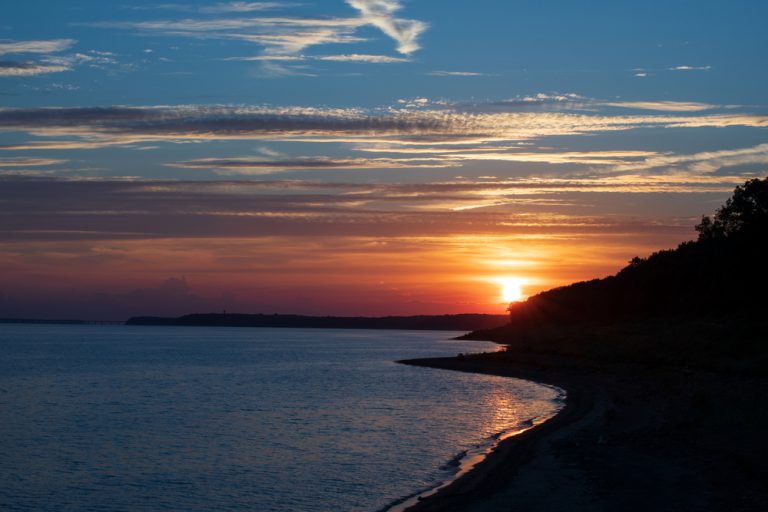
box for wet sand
[398,354,768,512]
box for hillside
[462,177,768,374]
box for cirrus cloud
[345,0,428,55]
[87,0,427,68]
[0,61,71,76]
[0,39,76,56]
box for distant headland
[0,318,123,325]
[126,313,508,331]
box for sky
[1,0,767,320]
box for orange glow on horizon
[0,228,692,318]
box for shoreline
[393,356,594,512]
[384,416,558,512]
[395,354,768,511]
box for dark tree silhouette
[500,176,768,329]
[696,177,768,240]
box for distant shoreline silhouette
[126,313,509,331]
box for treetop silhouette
[696,177,768,241]
[502,176,768,329]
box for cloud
[0,103,765,167]
[236,28,366,56]
[670,65,712,71]
[67,51,119,68]
[225,54,306,61]
[169,156,458,173]
[467,93,589,111]
[612,143,768,175]
[0,39,83,77]
[315,53,409,63]
[127,2,295,13]
[600,101,716,112]
[227,53,409,63]
[355,147,659,166]
[0,46,119,77]
[478,94,718,113]
[0,182,747,318]
[86,17,365,60]
[0,157,66,168]
[0,39,76,56]
[0,175,747,247]
[0,61,71,76]
[90,1,427,64]
[200,2,294,13]
[429,70,484,77]
[345,0,428,54]
[396,97,430,107]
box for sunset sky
[2,0,767,319]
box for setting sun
[500,278,526,303]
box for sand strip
[396,355,768,512]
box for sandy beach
[398,353,768,512]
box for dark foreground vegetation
[403,178,768,512]
[127,313,508,331]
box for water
[0,324,563,511]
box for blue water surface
[0,324,562,511]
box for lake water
[0,324,563,511]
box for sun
[500,278,525,303]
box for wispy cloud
[476,94,718,113]
[0,39,81,76]
[669,65,712,71]
[0,157,66,167]
[345,0,428,55]
[0,97,764,182]
[599,101,718,112]
[0,104,765,156]
[227,53,410,63]
[90,0,427,72]
[396,97,431,107]
[429,70,484,77]
[0,61,71,76]
[0,174,745,245]
[88,17,364,60]
[67,51,119,68]
[237,28,366,57]
[169,156,458,173]
[613,143,768,175]
[600,101,716,112]
[201,2,296,13]
[0,39,76,56]
[315,53,409,63]
[0,39,119,77]
[224,55,304,61]
[127,2,295,13]
[355,148,659,166]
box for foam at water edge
[381,386,566,512]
